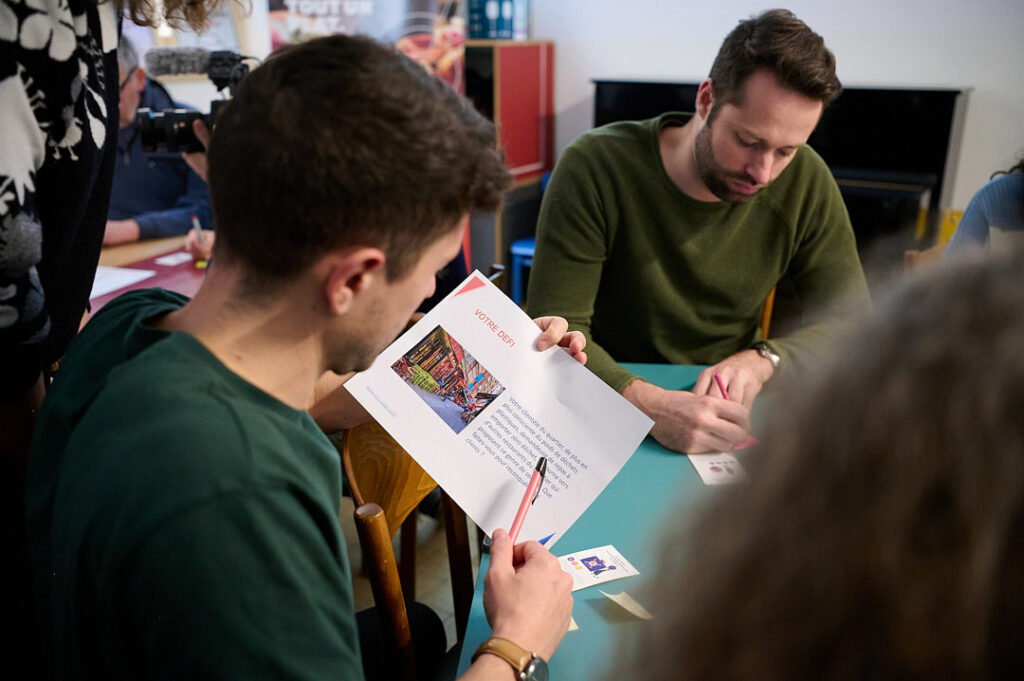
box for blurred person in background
[946,154,1024,256]
[614,249,1024,681]
[104,34,212,246]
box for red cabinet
[465,40,554,270]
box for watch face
[755,342,780,367]
[524,656,549,681]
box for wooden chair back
[341,421,475,681]
[760,285,776,340]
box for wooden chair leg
[399,508,418,604]
[354,503,418,681]
[442,493,474,643]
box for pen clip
[531,457,547,504]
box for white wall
[533,0,1024,210]
[166,1,1024,210]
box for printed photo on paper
[391,325,505,435]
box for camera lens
[137,108,206,153]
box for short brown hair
[206,34,510,285]
[709,8,841,109]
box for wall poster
[267,0,466,93]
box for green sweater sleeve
[526,144,640,392]
[760,158,872,380]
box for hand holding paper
[308,308,582,436]
[533,316,587,365]
[345,271,653,547]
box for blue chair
[509,236,535,305]
[508,172,550,305]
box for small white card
[687,452,746,485]
[558,544,639,591]
[599,590,653,620]
[155,251,193,266]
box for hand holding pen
[481,454,572,659]
[186,214,214,268]
[714,372,758,450]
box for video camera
[137,48,253,153]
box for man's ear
[323,247,386,316]
[696,78,714,121]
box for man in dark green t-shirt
[528,10,870,455]
[27,36,584,681]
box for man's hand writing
[622,380,750,454]
[184,228,215,262]
[692,348,773,408]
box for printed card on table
[687,452,747,485]
[557,544,639,591]
[345,271,654,549]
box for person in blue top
[103,35,212,245]
[946,156,1024,255]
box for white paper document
[89,266,156,299]
[345,271,653,548]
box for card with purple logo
[558,544,639,591]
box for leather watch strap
[471,636,532,676]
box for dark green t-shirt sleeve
[526,143,639,392]
[115,487,364,681]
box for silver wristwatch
[753,341,780,369]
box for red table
[90,238,205,313]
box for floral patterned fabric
[0,0,119,398]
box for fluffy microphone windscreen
[144,47,211,77]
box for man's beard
[694,121,761,204]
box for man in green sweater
[528,9,870,454]
[27,36,582,681]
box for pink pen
[712,368,761,448]
[509,457,547,543]
[713,371,731,400]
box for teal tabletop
[456,363,717,678]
